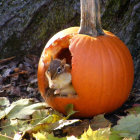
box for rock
[0,0,80,58]
[0,0,139,88]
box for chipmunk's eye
[47,68,50,73]
[57,67,62,74]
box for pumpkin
[38,0,134,117]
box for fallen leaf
[0,119,19,138]
[67,136,78,140]
[65,104,78,119]
[0,97,10,108]
[112,114,140,139]
[91,114,111,130]
[47,133,66,140]
[13,132,22,140]
[0,99,48,120]
[26,110,64,133]
[0,133,13,140]
[33,132,48,140]
[79,126,110,140]
[62,120,89,137]
[53,119,80,130]
[126,106,140,115]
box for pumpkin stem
[79,0,104,37]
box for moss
[38,0,78,37]
[102,0,130,33]
[0,0,80,58]
[20,0,80,56]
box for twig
[0,56,15,64]
[0,133,13,140]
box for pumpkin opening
[44,35,78,98]
[56,48,72,65]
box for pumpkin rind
[70,33,134,115]
[38,27,134,117]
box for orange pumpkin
[38,0,134,117]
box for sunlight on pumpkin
[38,27,134,117]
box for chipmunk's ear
[61,58,66,65]
[43,61,49,69]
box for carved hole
[56,48,72,65]
[46,48,77,98]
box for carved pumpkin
[38,0,134,117]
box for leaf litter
[0,55,140,140]
[0,55,42,102]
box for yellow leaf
[80,126,110,140]
[33,132,48,140]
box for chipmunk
[45,58,76,96]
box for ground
[0,55,140,139]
